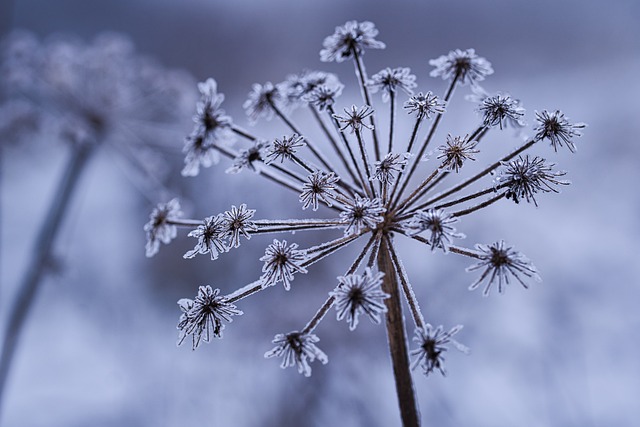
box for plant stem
[378,235,420,427]
[0,141,95,416]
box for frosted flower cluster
[145,21,584,380]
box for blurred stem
[378,235,421,427]
[0,141,95,415]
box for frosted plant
[147,20,584,426]
[0,31,195,414]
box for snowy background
[2,0,640,426]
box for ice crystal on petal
[264,331,328,377]
[226,140,268,174]
[265,134,306,164]
[243,82,281,123]
[183,215,228,260]
[496,155,569,206]
[177,285,243,350]
[260,239,308,290]
[340,196,385,235]
[330,268,388,330]
[437,134,479,173]
[467,240,541,296]
[411,324,467,376]
[368,67,417,102]
[534,110,586,153]
[299,171,339,211]
[222,204,257,248]
[334,105,375,133]
[372,152,408,184]
[404,91,447,120]
[144,198,182,257]
[320,20,385,63]
[478,93,526,129]
[429,48,493,85]
[404,209,465,252]
[304,83,344,111]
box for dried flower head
[320,20,385,63]
[260,239,308,290]
[144,198,182,257]
[534,109,586,152]
[437,134,479,172]
[334,104,375,133]
[151,22,584,419]
[183,215,228,261]
[403,209,465,252]
[429,48,493,85]
[177,285,243,350]
[243,82,281,123]
[279,70,340,107]
[264,331,328,377]
[404,91,447,121]
[478,93,526,129]
[411,324,467,376]
[467,240,541,296]
[368,67,417,102]
[226,139,268,174]
[496,155,569,206]
[222,204,257,249]
[330,268,388,330]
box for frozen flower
[496,155,569,206]
[429,48,493,85]
[222,204,257,248]
[372,152,408,184]
[534,110,586,153]
[226,140,268,174]
[411,324,467,376]
[144,198,182,257]
[403,209,465,252]
[437,134,479,173]
[260,239,308,290]
[320,20,385,63]
[404,91,446,120]
[278,70,339,106]
[304,83,344,111]
[299,171,339,211]
[340,196,386,235]
[181,133,217,177]
[478,93,526,129]
[264,331,328,377]
[333,104,375,133]
[177,285,243,350]
[368,67,417,102]
[330,268,388,330]
[467,240,541,296]
[183,214,228,260]
[265,134,306,164]
[243,82,281,123]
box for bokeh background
[2,0,639,426]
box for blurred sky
[2,0,640,426]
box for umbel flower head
[146,21,583,387]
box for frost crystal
[478,92,526,129]
[467,240,541,296]
[265,134,306,164]
[243,82,281,122]
[222,204,257,248]
[372,152,408,184]
[304,84,344,111]
[264,331,328,377]
[368,67,417,102]
[183,215,228,260]
[226,140,267,174]
[340,196,385,235]
[177,285,243,350]
[437,134,479,173]
[404,91,446,120]
[334,104,375,133]
[331,268,388,330]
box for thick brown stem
[378,236,421,427]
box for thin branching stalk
[352,48,380,161]
[0,141,95,414]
